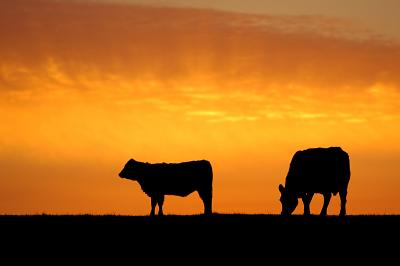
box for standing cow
[278,147,350,216]
[119,159,213,216]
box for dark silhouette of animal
[119,159,213,216]
[279,147,350,216]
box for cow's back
[285,147,350,194]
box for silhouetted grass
[1,213,399,238]
[2,213,399,230]
[1,214,398,260]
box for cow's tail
[344,151,351,182]
[203,160,213,215]
[207,160,213,198]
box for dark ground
[1,214,398,262]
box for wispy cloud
[344,118,367,124]
[1,0,399,124]
[186,110,226,117]
[292,112,328,119]
[1,0,399,94]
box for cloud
[1,0,399,95]
[186,110,226,117]
[292,112,328,119]
[0,0,399,125]
[344,118,367,124]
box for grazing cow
[278,147,350,216]
[119,159,213,216]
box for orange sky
[1,0,399,215]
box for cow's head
[119,159,140,180]
[279,184,298,215]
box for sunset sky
[1,0,399,215]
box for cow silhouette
[279,147,350,216]
[119,159,213,216]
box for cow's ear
[279,184,285,193]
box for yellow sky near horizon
[1,0,400,215]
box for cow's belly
[290,174,343,194]
[144,177,201,197]
[161,179,199,196]
[163,188,196,197]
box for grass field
[1,214,398,261]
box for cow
[119,159,213,216]
[278,147,350,216]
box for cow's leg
[198,189,212,215]
[320,193,332,216]
[339,190,347,216]
[302,193,314,215]
[150,196,157,216]
[157,195,164,216]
